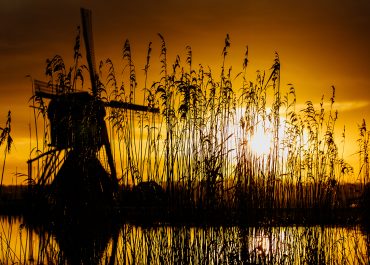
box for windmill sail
[80,8,98,98]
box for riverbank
[0,185,367,228]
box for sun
[230,107,277,159]
[250,123,273,157]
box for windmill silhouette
[29,8,158,213]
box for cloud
[333,101,370,112]
[294,101,370,113]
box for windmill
[28,8,158,213]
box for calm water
[0,216,368,264]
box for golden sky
[1,0,370,183]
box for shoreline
[0,186,367,227]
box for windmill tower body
[48,92,105,150]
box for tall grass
[358,119,370,188]
[0,111,13,193]
[26,29,369,218]
[27,27,85,188]
[101,34,358,212]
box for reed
[358,119,370,188]
[0,111,13,193]
[25,29,369,221]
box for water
[0,216,368,264]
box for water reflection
[0,216,368,264]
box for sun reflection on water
[0,216,367,264]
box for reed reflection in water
[0,216,368,264]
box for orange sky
[1,0,370,184]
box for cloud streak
[294,101,370,113]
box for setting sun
[250,123,273,158]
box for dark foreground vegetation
[0,183,368,227]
